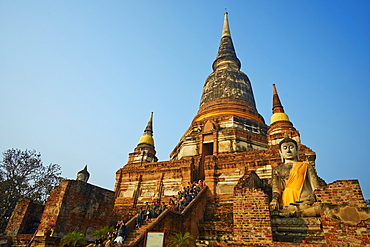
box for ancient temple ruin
[3,12,369,247]
[113,12,370,246]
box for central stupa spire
[212,12,241,71]
[196,12,262,122]
[170,13,268,161]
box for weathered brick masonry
[233,188,273,244]
[4,198,44,236]
[321,212,370,246]
[315,180,366,207]
[36,180,114,239]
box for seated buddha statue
[270,137,321,215]
[76,165,90,183]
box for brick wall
[233,188,273,245]
[23,201,45,234]
[5,198,44,236]
[37,180,115,239]
[315,180,366,207]
[321,213,370,246]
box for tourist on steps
[136,207,143,228]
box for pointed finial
[222,11,231,37]
[272,84,285,114]
[270,84,290,124]
[284,132,289,139]
[144,112,153,136]
[212,12,240,71]
[138,112,155,146]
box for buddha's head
[279,137,299,162]
[76,165,90,182]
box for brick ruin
[112,12,370,246]
[2,180,115,246]
[2,12,370,247]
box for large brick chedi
[2,11,369,247]
[113,12,370,246]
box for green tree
[166,232,196,247]
[366,199,370,207]
[92,225,114,239]
[0,148,62,232]
[59,231,87,247]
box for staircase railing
[124,210,140,243]
[126,186,210,247]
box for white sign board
[145,231,165,247]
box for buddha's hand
[270,199,279,210]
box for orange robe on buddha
[281,162,308,206]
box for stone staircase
[121,218,155,246]
[119,186,210,247]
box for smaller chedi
[76,165,90,182]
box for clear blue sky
[1,1,369,199]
